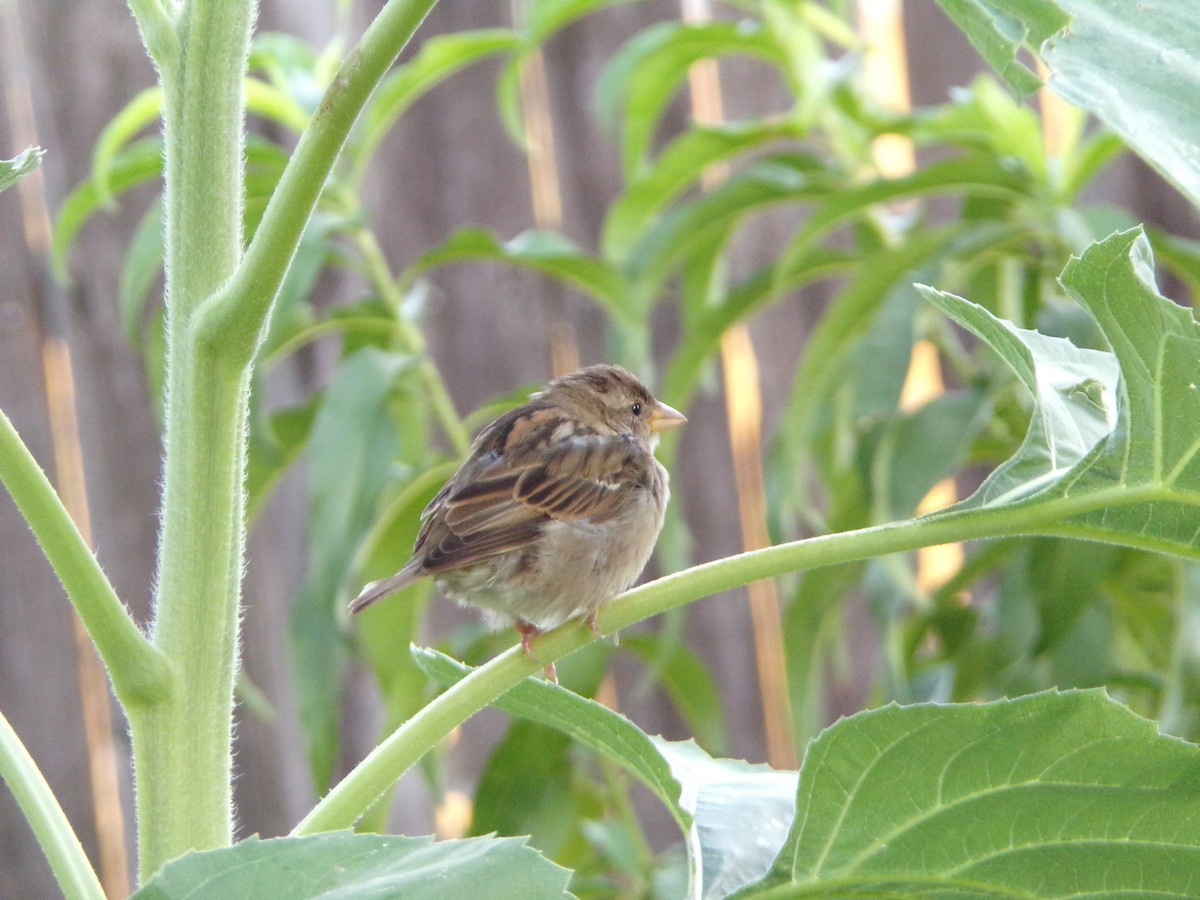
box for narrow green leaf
[51,137,163,282]
[356,30,519,177]
[409,227,635,322]
[742,690,1200,897]
[626,155,828,301]
[0,146,43,195]
[0,709,104,900]
[130,833,572,899]
[291,348,408,790]
[619,633,726,755]
[596,20,784,177]
[89,87,162,208]
[521,0,640,44]
[601,122,807,264]
[413,647,691,842]
[117,196,164,346]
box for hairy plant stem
[124,0,440,881]
[132,0,256,879]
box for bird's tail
[348,564,423,614]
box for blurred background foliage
[3,0,1199,896]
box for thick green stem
[127,0,440,880]
[134,0,255,880]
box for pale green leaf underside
[938,0,1200,210]
[741,690,1200,898]
[1043,0,1200,210]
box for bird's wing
[414,427,645,575]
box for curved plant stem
[200,0,439,357]
[0,409,170,707]
[0,709,105,900]
[297,490,1145,834]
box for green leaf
[409,227,635,323]
[601,122,806,264]
[741,690,1200,898]
[290,348,408,791]
[0,146,43,195]
[942,0,1200,210]
[925,228,1200,558]
[921,281,1118,508]
[414,647,690,842]
[117,197,165,346]
[619,633,727,754]
[596,20,785,177]
[1041,0,1200,208]
[653,740,798,900]
[356,30,519,177]
[130,833,572,899]
[90,87,162,208]
[414,648,798,899]
[933,0,1070,97]
[626,155,828,301]
[52,137,163,282]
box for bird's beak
[649,400,687,432]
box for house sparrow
[350,364,685,678]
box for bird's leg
[515,620,557,684]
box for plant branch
[124,0,179,78]
[297,489,1146,834]
[198,0,439,359]
[351,227,471,456]
[0,708,105,900]
[0,409,170,707]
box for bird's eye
[631,402,643,416]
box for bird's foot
[515,620,557,684]
[586,611,618,646]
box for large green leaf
[0,147,43,195]
[131,833,572,899]
[1045,0,1200,208]
[740,690,1200,898]
[922,228,1200,557]
[937,0,1200,210]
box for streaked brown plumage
[350,365,685,672]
